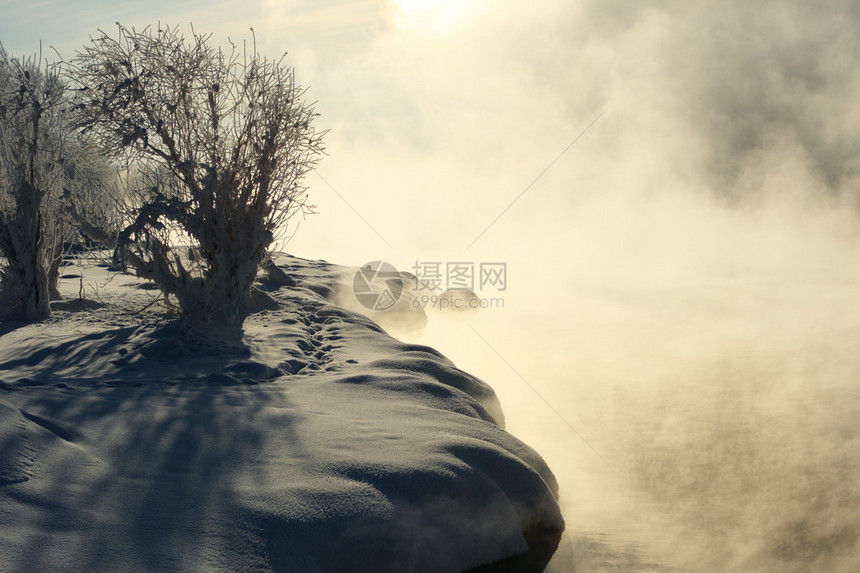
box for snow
[0,253,563,572]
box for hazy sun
[391,0,485,34]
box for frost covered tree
[0,44,70,320]
[71,24,325,325]
[59,141,122,249]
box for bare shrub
[70,24,325,325]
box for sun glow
[391,0,487,35]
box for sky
[3,0,860,269]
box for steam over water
[390,192,860,572]
[283,2,860,569]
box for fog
[282,1,860,571]
[389,192,860,571]
[4,0,860,570]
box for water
[387,215,860,572]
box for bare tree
[0,43,70,320]
[70,24,325,325]
[60,141,122,249]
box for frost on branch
[71,24,325,325]
[0,43,70,320]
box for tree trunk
[205,240,261,324]
[22,212,51,320]
[23,248,51,320]
[47,241,64,301]
[2,187,53,321]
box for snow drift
[0,253,563,572]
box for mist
[282,1,860,571]
[3,0,859,569]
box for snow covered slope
[0,254,563,572]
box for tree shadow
[0,313,27,337]
[0,321,306,572]
[0,298,106,337]
[0,319,286,388]
[2,378,306,571]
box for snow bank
[0,254,563,572]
